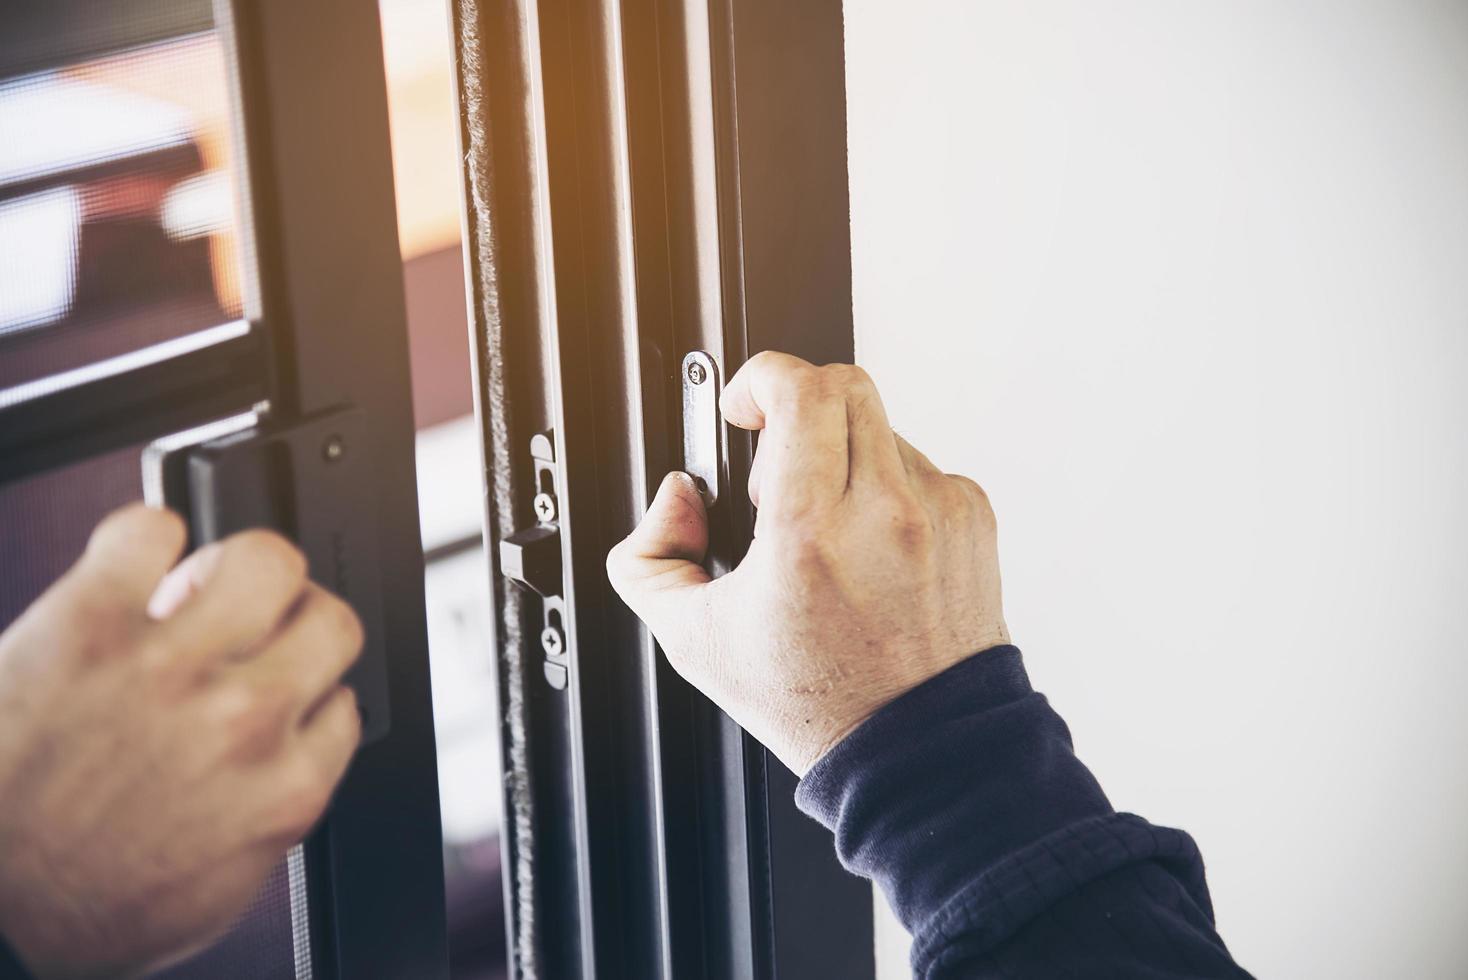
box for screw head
[686,360,707,385]
[540,625,564,657]
[322,434,345,462]
[533,492,557,523]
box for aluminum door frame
[218,1,448,973]
[451,0,873,976]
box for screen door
[0,1,447,976]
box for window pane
[0,31,247,388]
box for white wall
[844,2,1468,977]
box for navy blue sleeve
[796,646,1253,979]
[0,936,31,980]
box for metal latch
[499,431,571,690]
[681,351,722,507]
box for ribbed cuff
[795,646,1114,934]
[0,935,34,980]
[912,811,1206,975]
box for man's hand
[0,505,364,979]
[607,352,1008,775]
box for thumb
[606,472,712,631]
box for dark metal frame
[452,0,872,976]
[0,322,264,484]
[0,0,213,80]
[0,1,448,976]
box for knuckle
[267,759,332,838]
[73,630,124,667]
[824,362,876,394]
[743,350,782,369]
[87,504,136,545]
[228,529,307,585]
[56,589,143,662]
[320,592,365,654]
[949,476,997,528]
[91,502,184,549]
[336,681,363,724]
[745,350,802,380]
[147,504,188,541]
[70,628,114,665]
[946,474,981,501]
[331,686,365,749]
[116,621,190,676]
[80,505,186,585]
[214,682,290,758]
[781,363,832,406]
[886,501,934,552]
[133,631,182,668]
[784,526,837,573]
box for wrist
[797,624,1014,775]
[795,645,1113,933]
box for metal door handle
[144,408,394,743]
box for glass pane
[0,30,246,388]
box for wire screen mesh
[0,29,246,387]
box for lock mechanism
[502,345,722,693]
[500,431,570,690]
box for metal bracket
[499,431,571,690]
[681,350,722,507]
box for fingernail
[146,565,191,620]
[188,542,224,588]
[145,543,222,620]
[657,471,692,495]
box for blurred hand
[607,352,1009,775]
[0,505,363,979]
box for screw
[322,434,345,462]
[533,492,557,523]
[540,625,564,657]
[686,360,707,385]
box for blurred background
[845,2,1468,977]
